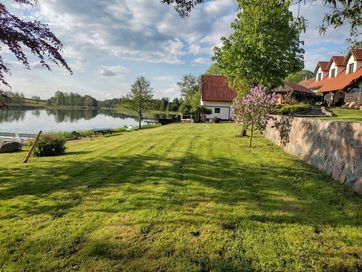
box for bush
[212,117,221,123]
[34,134,66,157]
[274,103,312,115]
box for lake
[0,108,161,134]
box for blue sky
[1,0,355,100]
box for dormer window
[331,68,336,78]
[317,73,322,81]
[348,63,355,74]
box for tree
[233,86,277,147]
[177,74,200,100]
[0,90,9,109]
[205,63,223,75]
[285,70,315,83]
[0,0,71,87]
[127,77,153,129]
[160,97,169,111]
[213,0,304,94]
[162,0,362,45]
[84,95,98,108]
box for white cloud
[193,57,210,64]
[99,65,128,77]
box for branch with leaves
[0,0,71,87]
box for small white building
[200,75,236,120]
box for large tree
[177,74,200,100]
[163,0,362,45]
[285,69,315,83]
[0,0,71,88]
[213,0,304,93]
[127,77,153,129]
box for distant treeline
[2,91,25,104]
[47,91,98,108]
[3,90,182,113]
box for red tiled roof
[328,56,346,68]
[346,48,362,61]
[284,82,314,94]
[201,75,237,102]
[298,77,315,87]
[314,61,329,73]
[316,67,362,93]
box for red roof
[298,77,315,87]
[328,56,346,68]
[201,75,237,102]
[317,67,362,93]
[346,48,362,61]
[284,82,314,94]
[314,61,329,73]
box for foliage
[285,70,315,83]
[233,86,277,147]
[127,76,154,129]
[0,90,10,109]
[1,123,361,271]
[161,0,203,17]
[274,103,312,115]
[212,116,221,123]
[177,74,200,100]
[205,63,223,75]
[0,0,71,87]
[47,91,98,108]
[213,0,304,94]
[33,133,66,157]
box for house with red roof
[306,48,362,107]
[200,75,237,120]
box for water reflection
[0,108,158,133]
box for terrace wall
[265,115,362,194]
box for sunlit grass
[322,108,362,122]
[0,123,361,271]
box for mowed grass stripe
[0,123,361,272]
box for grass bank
[322,108,362,122]
[0,123,361,271]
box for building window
[348,63,355,74]
[214,108,220,114]
[331,68,336,78]
[317,73,322,81]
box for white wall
[316,67,328,81]
[329,61,344,78]
[201,100,233,120]
[346,55,362,74]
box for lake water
[0,108,159,134]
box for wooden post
[23,130,42,163]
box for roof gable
[346,48,362,62]
[201,75,237,102]
[314,61,329,73]
[328,56,346,69]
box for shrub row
[273,103,312,115]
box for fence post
[23,130,42,163]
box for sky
[0,0,356,100]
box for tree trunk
[139,112,142,129]
[249,124,254,147]
[240,124,247,137]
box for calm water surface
[0,108,157,133]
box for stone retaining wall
[265,115,362,194]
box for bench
[91,128,114,136]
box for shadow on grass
[0,152,360,227]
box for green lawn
[322,108,362,122]
[0,123,361,271]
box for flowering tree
[233,86,277,147]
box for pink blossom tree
[233,86,277,147]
